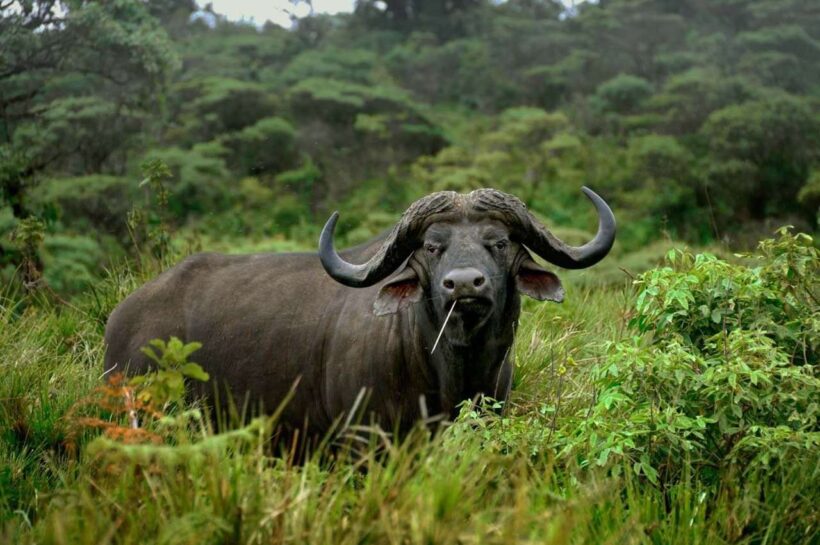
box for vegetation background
[0,1,818,543]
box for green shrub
[562,229,819,485]
[41,235,104,295]
[592,74,653,115]
[634,229,818,360]
[269,194,310,233]
[221,117,297,176]
[274,159,322,202]
[141,144,231,218]
[700,93,820,222]
[797,168,820,221]
[278,48,378,86]
[171,77,277,143]
[30,175,135,238]
[131,337,209,408]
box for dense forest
[1,2,819,544]
[2,0,819,293]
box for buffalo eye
[425,243,442,256]
[493,239,508,251]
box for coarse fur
[104,188,613,442]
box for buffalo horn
[319,192,459,287]
[484,186,616,269]
[318,187,616,287]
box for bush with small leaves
[561,229,819,486]
[130,337,209,409]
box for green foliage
[737,24,820,93]
[3,0,818,256]
[124,158,186,268]
[9,217,44,261]
[12,97,144,175]
[30,175,135,238]
[559,230,819,486]
[0,0,178,218]
[2,2,820,541]
[649,69,755,134]
[797,168,820,222]
[275,159,322,201]
[131,337,209,407]
[593,74,654,115]
[386,36,516,110]
[41,235,105,295]
[701,93,820,223]
[0,288,107,522]
[221,116,297,176]
[278,48,378,86]
[140,144,230,219]
[2,232,819,543]
[8,216,45,287]
[171,77,277,143]
[619,135,699,237]
[289,77,417,123]
[178,25,291,82]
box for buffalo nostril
[443,279,455,290]
[473,276,485,287]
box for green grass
[0,251,817,544]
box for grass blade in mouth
[431,301,456,355]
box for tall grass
[1,245,817,544]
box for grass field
[1,232,817,545]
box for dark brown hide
[103,187,615,441]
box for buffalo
[104,187,615,439]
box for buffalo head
[318,187,615,347]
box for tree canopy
[1,0,819,290]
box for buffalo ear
[516,258,564,302]
[373,266,423,316]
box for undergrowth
[0,229,817,544]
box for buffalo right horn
[471,186,616,269]
[319,191,459,288]
[522,186,616,269]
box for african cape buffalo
[104,187,615,438]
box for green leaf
[180,363,210,382]
[640,454,659,485]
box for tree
[592,74,653,115]
[701,93,820,223]
[221,117,298,176]
[169,77,277,144]
[0,0,178,217]
[354,0,487,37]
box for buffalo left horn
[319,191,460,287]
[472,186,616,269]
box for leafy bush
[562,229,819,485]
[30,175,135,238]
[386,37,517,110]
[269,194,311,233]
[592,74,653,115]
[288,77,420,124]
[701,93,820,222]
[278,48,378,86]
[171,77,277,143]
[221,116,298,176]
[41,235,105,295]
[11,97,144,175]
[275,158,322,202]
[130,337,209,408]
[141,144,231,218]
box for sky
[202,1,589,28]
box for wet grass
[0,265,816,544]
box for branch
[0,87,41,108]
